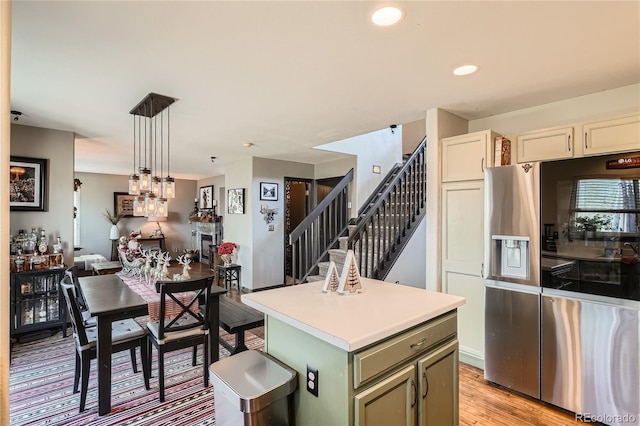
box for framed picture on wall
[114,192,135,217]
[10,156,47,211]
[227,188,245,214]
[259,182,278,201]
[199,185,214,210]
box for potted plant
[574,214,612,239]
[103,208,124,240]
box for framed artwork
[114,192,135,217]
[199,185,214,210]
[10,156,47,211]
[260,182,278,201]
[227,188,245,214]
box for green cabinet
[265,311,459,426]
[353,334,459,426]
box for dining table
[78,263,226,415]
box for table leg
[232,332,248,354]
[209,295,220,364]
[97,316,113,415]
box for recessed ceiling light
[371,6,403,26]
[453,65,478,76]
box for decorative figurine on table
[337,250,363,295]
[157,252,171,279]
[118,232,144,277]
[322,261,341,293]
[176,254,192,280]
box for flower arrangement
[217,241,238,266]
[217,241,237,255]
[103,208,124,225]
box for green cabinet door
[354,365,417,426]
[417,340,459,426]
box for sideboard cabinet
[10,266,66,339]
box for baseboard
[459,351,484,370]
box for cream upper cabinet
[582,114,640,156]
[516,126,574,163]
[441,130,496,182]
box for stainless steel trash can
[210,350,298,426]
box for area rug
[9,325,264,426]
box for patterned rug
[10,324,264,426]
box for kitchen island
[242,278,465,426]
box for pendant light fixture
[128,93,177,217]
[162,107,176,199]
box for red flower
[217,242,237,255]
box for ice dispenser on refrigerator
[491,236,530,280]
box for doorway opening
[284,178,313,284]
[283,175,344,284]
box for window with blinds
[570,178,640,232]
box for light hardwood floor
[228,287,578,425]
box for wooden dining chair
[146,276,214,402]
[64,266,96,328]
[60,276,150,412]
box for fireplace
[196,223,223,263]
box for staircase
[291,137,427,283]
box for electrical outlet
[268,224,274,231]
[306,365,318,397]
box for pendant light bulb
[162,176,176,199]
[133,195,146,217]
[128,174,140,195]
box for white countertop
[242,278,465,352]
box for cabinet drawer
[353,313,456,388]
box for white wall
[2,5,12,420]
[223,157,254,289]
[425,109,468,291]
[251,157,314,290]
[314,156,357,217]
[197,174,225,211]
[10,125,75,266]
[402,119,426,155]
[315,127,402,213]
[386,216,426,288]
[314,156,355,180]
[469,83,640,135]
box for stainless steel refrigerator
[483,162,541,399]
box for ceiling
[9,1,640,180]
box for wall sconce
[260,205,278,224]
[372,165,381,174]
